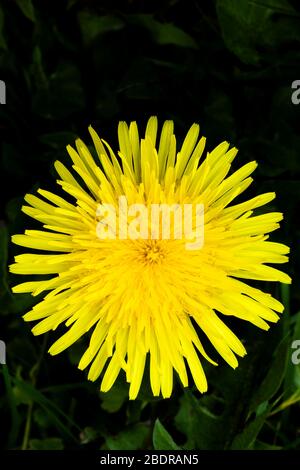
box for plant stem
[21,334,48,450]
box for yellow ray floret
[10,116,291,399]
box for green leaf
[11,376,80,441]
[12,384,32,405]
[174,393,197,449]
[1,366,21,448]
[33,408,52,429]
[230,408,270,450]
[153,419,181,451]
[174,391,223,450]
[216,0,299,65]
[106,423,150,450]
[130,15,198,49]
[31,46,48,90]
[29,438,64,450]
[250,335,290,412]
[100,380,128,413]
[32,63,85,119]
[271,389,300,415]
[78,12,125,45]
[16,0,36,22]
[254,440,282,450]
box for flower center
[141,241,165,265]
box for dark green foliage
[0,0,299,450]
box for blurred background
[0,0,300,451]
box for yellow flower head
[10,117,291,399]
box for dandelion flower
[10,117,291,399]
